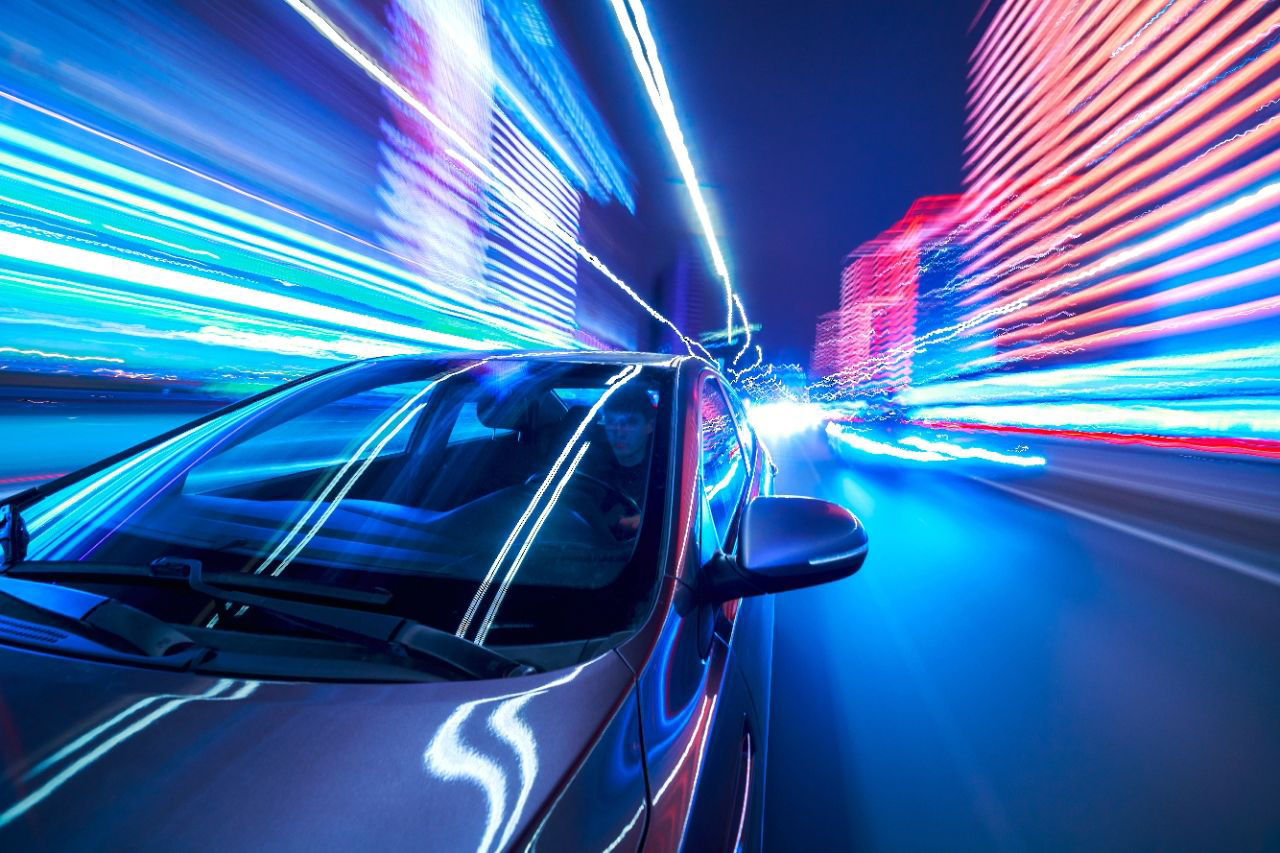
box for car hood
[0,642,633,852]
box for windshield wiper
[179,560,536,680]
[4,559,392,608]
[0,575,206,665]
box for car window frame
[716,379,757,477]
[697,373,750,551]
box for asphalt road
[763,429,1280,852]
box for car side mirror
[699,495,867,603]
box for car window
[447,401,515,445]
[18,360,671,670]
[700,377,748,544]
[182,382,420,496]
[720,381,756,467]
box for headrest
[475,388,566,432]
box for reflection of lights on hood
[422,665,587,853]
[0,680,259,829]
[425,702,511,853]
[826,423,1046,468]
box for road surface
[763,428,1280,852]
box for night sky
[553,0,983,361]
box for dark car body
[0,351,857,851]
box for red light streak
[966,0,1149,177]
[915,421,1280,461]
[964,26,1280,277]
[964,0,1169,202]
[962,7,1279,259]
[0,473,66,486]
[976,231,1280,348]
[973,288,1280,367]
[958,144,1280,310]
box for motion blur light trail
[0,0,710,400]
[825,422,1047,469]
[896,435,1046,467]
[809,0,1280,461]
[607,0,752,359]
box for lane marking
[971,476,1280,590]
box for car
[0,350,868,852]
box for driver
[595,384,657,536]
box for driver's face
[602,411,653,464]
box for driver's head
[601,385,656,467]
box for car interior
[73,367,666,647]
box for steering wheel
[524,469,641,517]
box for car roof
[367,349,691,368]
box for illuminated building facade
[810,310,843,380]
[0,0,644,397]
[813,197,959,393]
[379,0,634,346]
[901,0,1280,446]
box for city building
[813,196,960,393]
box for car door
[713,379,775,850]
[630,373,762,851]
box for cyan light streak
[827,423,1047,468]
[898,435,1046,467]
[284,0,709,358]
[0,231,504,352]
[902,344,1280,406]
[24,394,280,555]
[0,0,716,400]
[910,400,1280,440]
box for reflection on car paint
[0,679,260,829]
[423,664,587,853]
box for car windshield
[12,357,670,659]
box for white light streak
[898,435,1046,467]
[473,439,593,645]
[608,0,751,349]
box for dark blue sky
[553,0,983,361]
